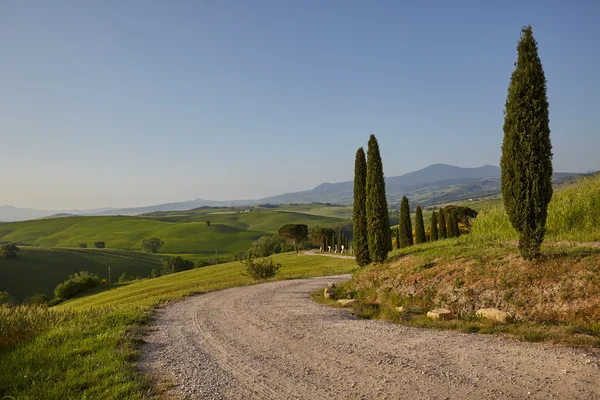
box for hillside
[0,247,161,300]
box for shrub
[149,268,161,278]
[242,257,281,280]
[78,243,87,248]
[0,291,14,306]
[118,272,134,282]
[53,271,101,300]
[0,244,20,259]
[246,235,295,258]
[94,241,105,249]
[26,293,49,306]
[161,256,194,275]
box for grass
[0,247,161,301]
[470,173,600,243]
[0,252,357,399]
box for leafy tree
[247,235,294,258]
[0,244,19,259]
[438,209,447,239]
[399,196,413,248]
[278,224,308,254]
[141,237,164,253]
[94,241,105,249]
[415,205,426,244]
[161,256,195,275]
[353,147,370,266]
[442,205,478,227]
[365,135,391,262]
[501,25,553,260]
[205,220,211,227]
[430,211,438,241]
[78,243,87,249]
[26,293,49,306]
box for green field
[0,253,357,399]
[0,208,349,300]
[0,247,161,300]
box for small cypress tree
[399,196,413,247]
[414,205,426,244]
[395,227,400,249]
[430,211,438,241]
[447,213,455,238]
[501,25,553,260]
[321,236,326,252]
[365,135,392,262]
[438,209,447,239]
[353,147,370,265]
[337,228,342,251]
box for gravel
[138,275,600,399]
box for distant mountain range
[0,164,588,222]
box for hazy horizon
[2,1,599,209]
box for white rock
[476,308,510,323]
[426,309,452,320]
[337,299,358,307]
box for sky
[1,1,599,210]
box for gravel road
[138,275,600,400]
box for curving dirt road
[138,275,600,400]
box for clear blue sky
[1,1,599,209]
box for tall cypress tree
[337,228,342,251]
[399,196,413,247]
[353,147,370,265]
[447,213,455,238]
[501,25,553,260]
[453,211,461,237]
[438,208,447,239]
[365,135,392,262]
[415,205,426,244]
[430,211,438,241]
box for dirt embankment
[139,275,599,399]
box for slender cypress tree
[337,228,342,251]
[430,211,438,241]
[395,227,400,249]
[447,213,456,238]
[501,25,553,260]
[438,208,447,239]
[453,211,461,237]
[399,196,413,247]
[321,236,326,252]
[415,205,426,244]
[365,135,392,262]
[353,147,370,266]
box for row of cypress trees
[353,135,391,266]
[320,229,349,252]
[396,197,461,248]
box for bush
[0,291,14,306]
[149,268,161,278]
[94,241,105,249]
[53,271,101,300]
[161,256,195,275]
[26,293,49,306]
[118,272,134,282]
[0,244,20,259]
[246,235,296,258]
[78,243,87,248]
[242,257,281,280]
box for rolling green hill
[0,247,161,300]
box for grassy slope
[346,175,600,346]
[0,253,357,399]
[0,247,161,300]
